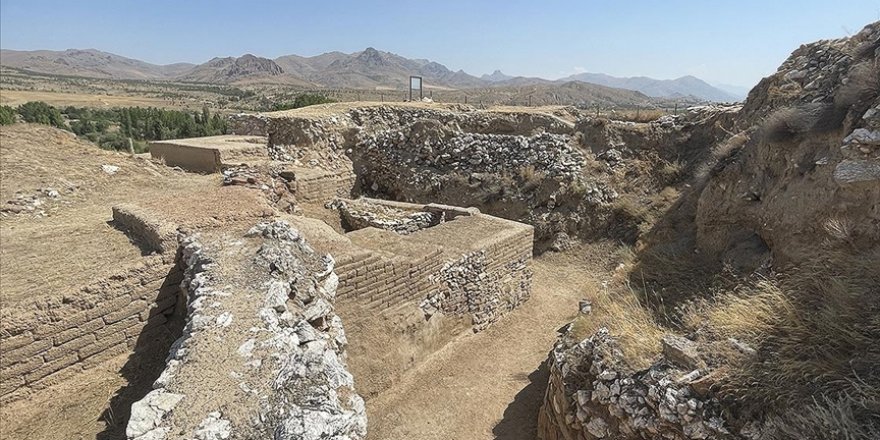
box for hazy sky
[1,0,878,87]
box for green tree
[0,105,14,125]
[16,102,67,128]
[202,105,211,132]
[120,108,132,137]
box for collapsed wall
[232,102,738,249]
[126,221,366,440]
[538,326,738,440]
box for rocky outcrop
[575,105,741,171]
[126,221,366,440]
[696,21,879,268]
[541,20,880,440]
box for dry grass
[682,280,788,344]
[678,250,880,436]
[762,392,880,440]
[823,215,856,243]
[607,109,668,123]
[657,160,685,185]
[570,283,666,370]
[518,165,546,184]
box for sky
[1,0,878,88]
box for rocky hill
[0,48,194,79]
[480,70,514,82]
[1,47,737,101]
[559,72,739,102]
[538,20,880,440]
[175,54,297,85]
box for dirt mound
[540,21,880,440]
[694,23,880,269]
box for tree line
[0,102,228,152]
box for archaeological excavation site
[1,21,879,440]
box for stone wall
[328,202,534,329]
[125,221,366,440]
[0,256,182,403]
[538,326,741,440]
[297,200,535,398]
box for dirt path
[366,249,605,440]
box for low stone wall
[0,256,183,403]
[537,326,741,440]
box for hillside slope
[561,72,739,101]
[0,48,193,79]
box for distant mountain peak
[481,70,513,83]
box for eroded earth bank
[1,21,878,440]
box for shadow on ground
[96,264,185,440]
[492,358,550,440]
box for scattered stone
[662,335,705,370]
[833,159,880,184]
[578,299,592,315]
[101,164,120,175]
[549,231,573,252]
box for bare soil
[0,90,187,110]
[0,124,218,304]
[366,242,617,440]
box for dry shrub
[762,392,880,440]
[518,165,545,184]
[694,131,749,181]
[610,109,668,123]
[760,104,826,142]
[628,243,726,323]
[610,194,652,244]
[834,61,880,116]
[657,160,685,184]
[681,250,880,436]
[566,178,589,197]
[682,280,789,345]
[570,284,666,370]
[823,215,855,243]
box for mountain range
[0,47,743,102]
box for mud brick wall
[0,256,183,403]
[333,248,445,313]
[294,169,356,202]
[332,213,534,329]
[149,142,224,174]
